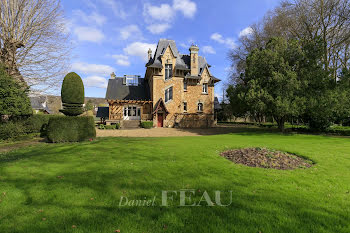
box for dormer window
[165,64,172,80]
[125,75,139,86]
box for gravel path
[96,125,259,137]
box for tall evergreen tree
[0,65,32,119]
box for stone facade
[145,41,218,128]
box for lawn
[0,132,350,233]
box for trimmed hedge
[60,72,85,116]
[0,115,53,140]
[61,72,84,104]
[141,121,153,129]
[0,121,25,140]
[47,116,96,143]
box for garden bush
[47,116,96,143]
[0,121,25,140]
[23,114,51,135]
[98,123,120,130]
[98,124,106,130]
[141,121,153,129]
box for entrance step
[122,120,141,129]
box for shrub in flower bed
[98,124,120,130]
[141,121,153,129]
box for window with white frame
[197,102,203,112]
[165,86,173,102]
[123,106,141,117]
[184,81,187,91]
[202,83,208,94]
[165,64,172,80]
[125,76,139,86]
[183,102,187,112]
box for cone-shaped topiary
[60,72,85,116]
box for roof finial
[148,48,152,61]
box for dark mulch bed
[220,147,313,170]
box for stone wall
[173,113,215,128]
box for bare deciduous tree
[0,0,70,92]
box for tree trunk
[275,117,285,132]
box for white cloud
[144,3,174,22]
[74,27,104,43]
[72,62,114,76]
[120,25,142,40]
[101,0,127,19]
[73,10,107,26]
[112,54,130,66]
[211,33,225,43]
[147,23,171,34]
[123,42,157,62]
[173,0,197,18]
[202,45,216,54]
[143,0,197,35]
[239,27,253,37]
[83,76,108,89]
[210,33,237,49]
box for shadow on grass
[1,167,348,233]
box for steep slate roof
[105,77,151,101]
[30,96,46,109]
[146,39,211,75]
[30,96,52,114]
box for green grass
[0,132,350,232]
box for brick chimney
[189,44,199,76]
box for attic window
[125,75,139,86]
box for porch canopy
[152,98,169,116]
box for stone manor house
[105,39,220,128]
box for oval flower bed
[220,147,313,170]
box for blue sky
[62,0,280,99]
